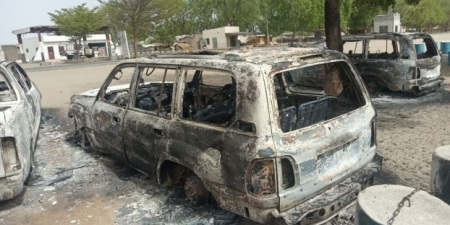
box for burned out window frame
[270,59,368,133]
[366,38,401,60]
[178,67,237,128]
[0,68,18,102]
[96,63,138,108]
[128,64,179,119]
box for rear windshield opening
[274,61,366,132]
[413,38,438,59]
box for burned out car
[68,48,381,224]
[343,33,442,94]
[0,61,41,200]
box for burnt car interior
[102,66,135,107]
[134,67,176,118]
[101,64,236,125]
[182,69,236,126]
[275,62,366,132]
[366,39,401,59]
[0,72,16,102]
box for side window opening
[102,65,135,107]
[413,37,438,59]
[181,68,236,126]
[13,64,32,89]
[133,66,177,118]
[343,40,364,59]
[6,65,28,92]
[0,70,16,102]
[275,61,366,133]
[367,39,400,59]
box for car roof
[343,32,432,40]
[119,47,339,67]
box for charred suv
[68,48,381,224]
[0,61,41,200]
[343,33,442,95]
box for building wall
[1,45,20,61]
[22,34,110,61]
[202,26,239,49]
[22,37,40,61]
[374,13,401,33]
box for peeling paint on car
[0,61,41,201]
[68,47,381,225]
[343,33,443,95]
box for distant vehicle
[69,48,381,225]
[343,33,443,95]
[0,61,41,200]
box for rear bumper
[390,76,443,92]
[206,155,383,225]
[0,172,24,201]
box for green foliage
[347,0,396,31]
[396,0,447,30]
[100,0,182,57]
[48,3,105,43]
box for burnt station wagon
[343,33,442,95]
[68,48,381,224]
[0,61,41,200]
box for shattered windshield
[274,61,366,132]
[0,70,17,102]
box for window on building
[379,26,388,33]
[395,25,399,32]
[206,38,210,45]
[26,48,29,53]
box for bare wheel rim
[183,175,208,206]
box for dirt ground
[0,54,449,225]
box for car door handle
[153,128,163,136]
[112,116,121,123]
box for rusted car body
[343,33,442,94]
[0,61,41,200]
[68,48,381,224]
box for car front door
[91,64,137,160]
[122,65,177,176]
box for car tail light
[407,67,421,80]
[281,158,295,190]
[249,159,276,195]
[370,120,376,147]
[2,137,20,173]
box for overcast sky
[0,0,100,45]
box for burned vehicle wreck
[343,33,442,95]
[68,48,381,224]
[0,61,41,200]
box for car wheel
[183,175,209,206]
[79,128,90,149]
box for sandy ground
[0,52,449,225]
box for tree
[100,0,181,58]
[325,0,342,51]
[397,0,446,32]
[325,0,396,51]
[49,3,105,58]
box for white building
[21,34,110,62]
[202,26,240,49]
[374,12,401,33]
